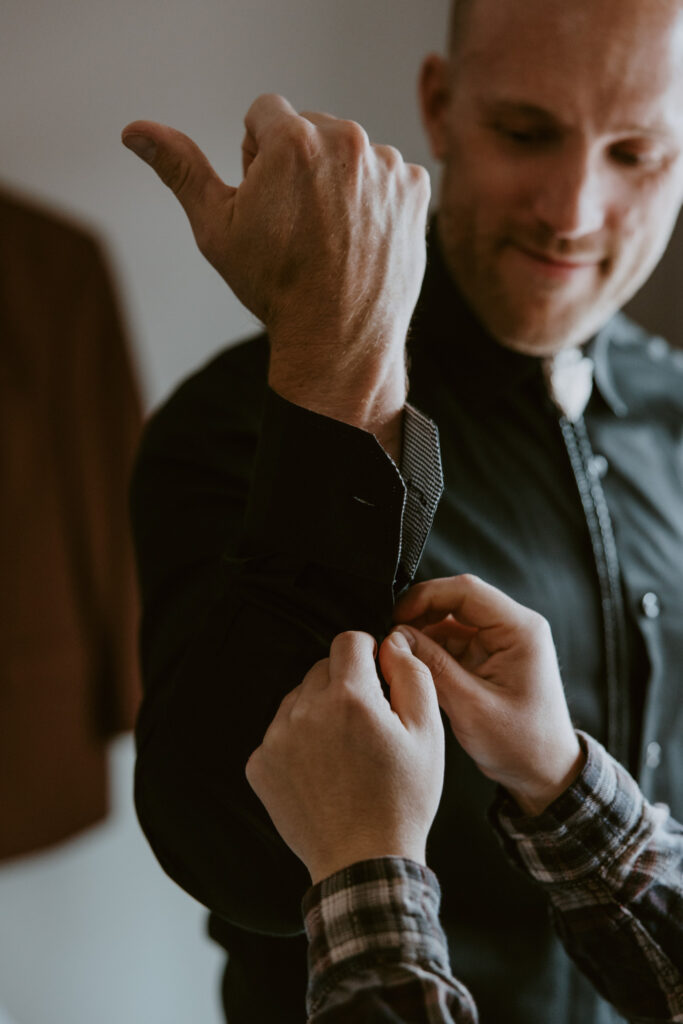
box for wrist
[269,352,407,460]
[504,739,586,817]
[308,841,427,886]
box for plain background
[0,1,680,1022]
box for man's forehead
[455,0,683,72]
[453,0,683,134]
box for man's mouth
[511,242,603,276]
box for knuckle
[256,91,280,106]
[244,748,261,784]
[278,686,298,710]
[409,163,431,198]
[338,119,369,156]
[303,658,329,685]
[272,118,315,161]
[459,572,482,589]
[531,611,553,638]
[376,143,403,170]
[332,629,363,652]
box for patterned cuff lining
[398,404,444,591]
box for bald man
[125,1,683,1021]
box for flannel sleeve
[303,857,478,1024]
[492,731,683,1023]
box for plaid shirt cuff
[491,733,683,1021]
[302,857,456,1017]
[491,732,651,884]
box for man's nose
[533,147,607,240]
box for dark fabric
[132,225,683,1024]
[0,188,142,861]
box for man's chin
[477,299,607,357]
[494,332,580,358]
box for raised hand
[393,575,585,816]
[245,630,444,884]
[122,95,431,454]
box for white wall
[2,0,448,409]
[0,2,449,1023]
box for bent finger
[244,92,301,146]
[394,574,531,632]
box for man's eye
[495,126,554,145]
[610,144,672,170]
[612,149,647,167]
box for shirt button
[646,741,662,769]
[588,454,609,479]
[641,592,661,619]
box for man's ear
[418,54,452,162]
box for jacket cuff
[244,389,442,587]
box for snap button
[640,592,661,619]
[588,454,609,479]
[645,741,662,770]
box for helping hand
[245,630,444,884]
[393,575,585,816]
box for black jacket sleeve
[131,341,439,935]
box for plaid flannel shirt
[303,733,683,1024]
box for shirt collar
[585,320,630,418]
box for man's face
[420,0,683,354]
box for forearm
[304,858,478,1024]
[492,732,683,1021]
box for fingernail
[123,133,157,163]
[391,627,414,650]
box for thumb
[122,120,236,253]
[393,625,477,722]
[379,631,440,732]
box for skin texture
[419,0,683,355]
[245,631,444,883]
[393,575,585,816]
[122,95,431,461]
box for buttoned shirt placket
[559,415,630,762]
